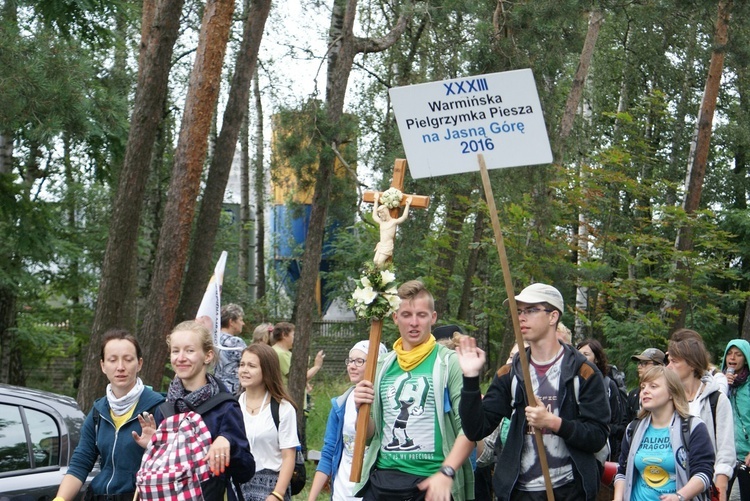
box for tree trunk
[177,0,272,321]
[742,297,750,341]
[457,206,486,322]
[77,0,186,412]
[0,283,17,384]
[556,8,604,164]
[139,0,236,387]
[670,0,732,330]
[289,0,411,436]
[239,110,251,285]
[0,133,12,174]
[433,191,470,317]
[253,71,266,299]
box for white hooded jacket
[692,374,736,480]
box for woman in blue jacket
[613,365,714,501]
[307,340,387,501]
[54,329,164,501]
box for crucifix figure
[351,159,429,482]
[372,194,412,268]
[362,159,430,268]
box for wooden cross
[350,158,430,482]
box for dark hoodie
[460,343,610,501]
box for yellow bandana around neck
[393,334,437,371]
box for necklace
[246,390,269,416]
[247,391,269,451]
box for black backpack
[269,399,306,495]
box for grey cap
[507,283,564,313]
[631,348,666,365]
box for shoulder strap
[270,397,280,430]
[708,390,719,435]
[573,357,596,406]
[92,407,100,447]
[680,415,692,453]
[159,392,236,419]
[195,392,235,415]
[159,400,177,419]
[626,418,641,443]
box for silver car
[0,384,96,500]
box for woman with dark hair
[577,338,626,461]
[668,337,735,501]
[721,339,750,499]
[613,366,715,501]
[238,343,300,501]
[54,329,164,501]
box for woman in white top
[238,343,300,501]
[307,340,387,501]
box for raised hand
[132,411,157,448]
[455,336,486,377]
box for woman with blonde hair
[238,343,300,501]
[253,322,274,345]
[137,320,255,500]
[613,366,714,501]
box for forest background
[2,0,749,440]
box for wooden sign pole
[477,154,555,501]
[350,159,430,482]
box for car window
[27,408,60,467]
[0,403,60,473]
[0,403,29,472]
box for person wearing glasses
[456,282,610,501]
[307,340,387,501]
[626,348,667,422]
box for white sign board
[389,69,553,179]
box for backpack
[269,398,306,495]
[604,375,629,421]
[608,365,627,393]
[136,393,236,501]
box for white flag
[196,251,228,350]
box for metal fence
[310,320,371,377]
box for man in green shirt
[353,280,475,501]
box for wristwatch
[675,494,685,501]
[439,465,456,479]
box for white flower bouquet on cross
[379,188,403,209]
[349,264,401,320]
